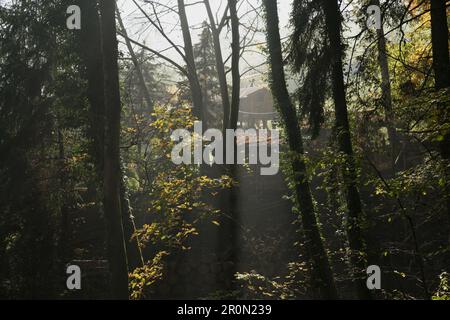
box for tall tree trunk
[177,0,204,121]
[219,1,242,291]
[430,0,450,93]
[56,124,70,268]
[228,0,241,280]
[116,7,153,113]
[204,0,231,130]
[263,0,338,300]
[322,0,372,300]
[80,0,140,283]
[99,0,129,299]
[372,0,401,172]
[228,0,241,131]
[430,0,450,238]
[80,0,105,172]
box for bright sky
[117,0,294,81]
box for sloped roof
[240,86,269,99]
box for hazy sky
[117,0,294,80]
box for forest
[0,0,449,301]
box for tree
[0,0,60,298]
[203,0,231,130]
[430,0,450,233]
[79,0,105,172]
[99,0,129,299]
[228,0,241,131]
[322,0,372,300]
[262,0,338,299]
[371,0,401,172]
[430,0,450,93]
[177,0,204,121]
[193,23,222,128]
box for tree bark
[56,124,69,268]
[430,0,450,159]
[430,0,450,92]
[228,0,241,131]
[99,0,129,300]
[80,0,105,172]
[322,0,372,300]
[228,0,241,282]
[177,0,204,121]
[204,0,231,130]
[372,0,401,172]
[430,0,450,239]
[263,0,338,299]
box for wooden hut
[238,86,278,129]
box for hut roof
[240,86,269,99]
